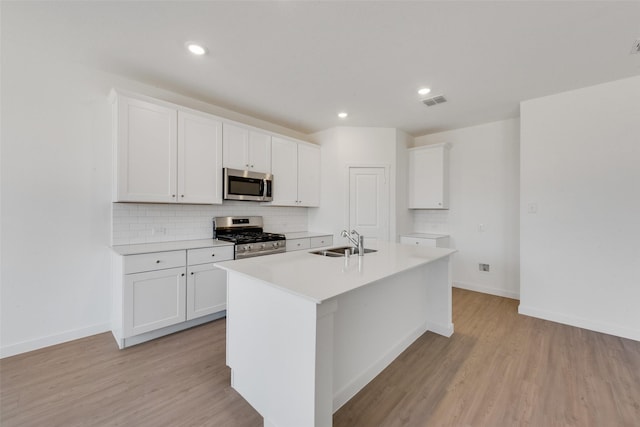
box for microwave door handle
[262,179,267,199]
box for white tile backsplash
[412,210,450,234]
[112,201,309,245]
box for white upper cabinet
[178,111,223,204]
[297,143,321,206]
[114,95,178,203]
[222,123,271,173]
[270,137,320,207]
[248,130,272,173]
[408,143,450,209]
[112,90,223,204]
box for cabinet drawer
[310,236,333,248]
[286,238,310,252]
[124,250,186,274]
[188,246,234,265]
[400,236,437,247]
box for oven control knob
[272,242,279,248]
[261,244,266,249]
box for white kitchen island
[216,241,456,427]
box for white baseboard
[453,281,520,300]
[518,305,640,342]
[332,322,428,412]
[0,322,111,359]
[426,321,454,337]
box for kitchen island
[217,241,456,427]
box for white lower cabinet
[187,263,227,320]
[286,238,311,252]
[112,244,233,348]
[286,234,333,252]
[186,246,233,320]
[400,234,450,248]
[124,267,186,337]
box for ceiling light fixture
[186,43,207,55]
[338,112,348,119]
[418,87,431,96]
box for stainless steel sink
[310,246,377,257]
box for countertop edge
[111,239,234,255]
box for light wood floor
[2,289,639,426]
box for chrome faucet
[341,229,365,256]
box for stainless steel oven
[223,168,273,202]
[214,216,285,259]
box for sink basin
[310,246,378,257]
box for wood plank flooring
[2,288,639,426]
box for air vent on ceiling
[631,39,640,54]
[422,95,447,107]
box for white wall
[308,127,405,243]
[413,119,521,299]
[519,76,640,341]
[0,25,310,357]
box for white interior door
[349,167,390,244]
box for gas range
[214,216,286,259]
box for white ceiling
[4,1,640,136]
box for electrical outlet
[479,263,490,272]
[152,227,167,236]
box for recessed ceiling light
[418,87,431,96]
[338,112,348,119]
[186,43,207,55]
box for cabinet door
[271,136,299,205]
[408,145,448,209]
[115,96,177,203]
[123,267,186,337]
[186,263,227,320]
[222,123,249,170]
[248,131,271,173]
[178,111,223,204]
[297,143,320,207]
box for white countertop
[217,241,456,304]
[284,231,333,240]
[402,233,450,239]
[111,239,233,255]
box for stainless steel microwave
[223,168,273,202]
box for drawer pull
[211,254,216,257]
[415,242,419,245]
[181,273,185,277]
[156,260,161,263]
[190,272,194,275]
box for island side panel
[226,271,319,427]
[424,257,454,337]
[331,264,434,411]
